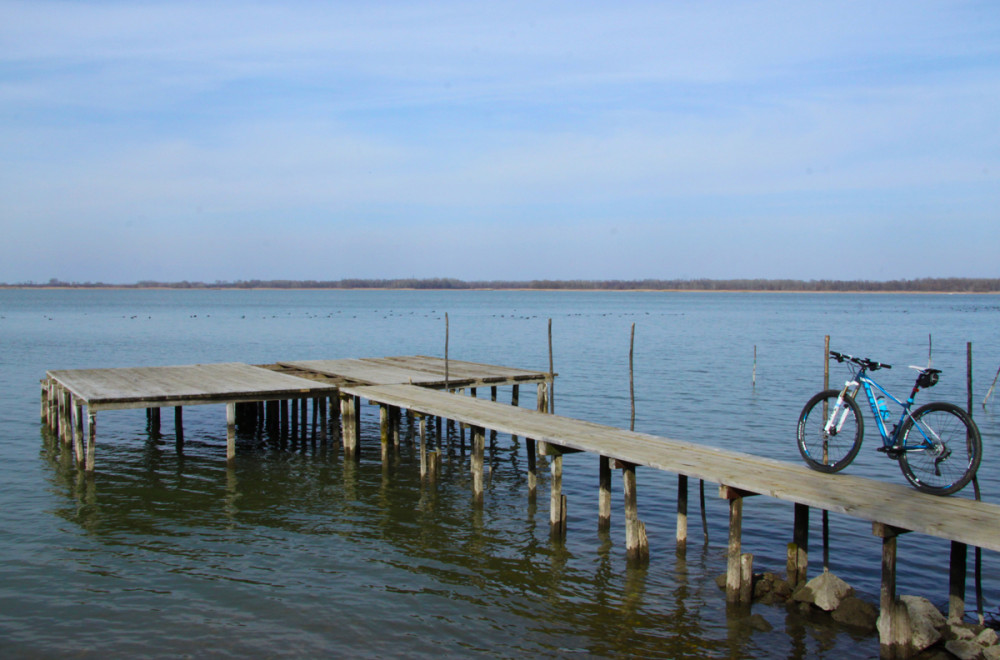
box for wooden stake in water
[752,344,757,390]
[548,318,554,414]
[984,363,1000,408]
[629,323,635,431]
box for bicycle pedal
[877,446,903,459]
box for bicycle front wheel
[897,402,982,495]
[797,389,864,473]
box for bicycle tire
[897,401,982,495]
[797,389,864,473]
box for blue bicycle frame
[842,367,939,452]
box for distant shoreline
[2,277,999,294]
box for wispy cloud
[2,1,998,281]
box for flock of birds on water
[14,310,659,322]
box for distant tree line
[5,277,1000,292]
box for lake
[1,289,997,658]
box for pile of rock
[880,596,1000,659]
[718,568,1000,658]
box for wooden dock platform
[40,354,996,657]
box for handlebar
[829,351,892,371]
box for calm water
[1,289,998,658]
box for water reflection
[39,421,877,658]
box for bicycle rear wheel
[797,389,864,473]
[897,402,982,495]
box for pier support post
[72,401,84,464]
[390,405,400,447]
[301,397,308,436]
[280,400,289,438]
[380,404,390,464]
[949,541,967,622]
[788,503,809,588]
[174,406,184,446]
[545,444,567,539]
[226,402,236,461]
[676,474,689,552]
[47,381,56,430]
[598,456,611,531]
[720,485,757,603]
[319,396,328,441]
[620,461,649,563]
[265,401,279,436]
[40,380,48,422]
[149,407,161,436]
[418,414,428,479]
[340,394,355,457]
[85,412,96,472]
[291,399,299,438]
[874,523,912,658]
[471,426,485,504]
[59,388,71,445]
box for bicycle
[796,351,982,495]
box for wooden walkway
[339,382,1000,552]
[41,356,551,471]
[41,354,995,655]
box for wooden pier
[40,355,998,658]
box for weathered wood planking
[279,359,447,386]
[340,382,1000,553]
[282,356,550,388]
[373,355,554,385]
[48,363,339,411]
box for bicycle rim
[797,390,863,473]
[898,403,981,495]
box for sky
[2,1,999,283]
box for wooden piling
[390,405,399,447]
[72,401,84,465]
[549,447,566,538]
[59,388,70,445]
[740,553,754,604]
[85,412,96,472]
[788,503,809,587]
[226,402,236,461]
[874,523,910,656]
[340,394,358,458]
[724,487,744,602]
[418,414,427,479]
[40,380,48,422]
[548,318,554,414]
[721,485,757,603]
[525,382,547,493]
[949,541,968,621]
[280,399,289,437]
[598,456,611,531]
[380,404,390,463]
[318,396,328,441]
[174,406,183,445]
[621,461,649,563]
[676,474,688,551]
[471,426,485,504]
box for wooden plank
[340,382,1000,552]
[374,355,551,385]
[48,363,338,411]
[281,359,444,386]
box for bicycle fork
[823,382,858,436]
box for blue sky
[2,1,998,283]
